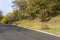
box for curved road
[0,25,60,40]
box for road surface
[0,25,60,40]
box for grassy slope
[13,16,60,35]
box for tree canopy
[11,0,60,22]
[0,0,60,24]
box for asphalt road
[0,25,60,40]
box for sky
[0,0,13,15]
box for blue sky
[0,0,13,15]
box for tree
[0,10,3,21]
[1,12,14,24]
[12,0,27,10]
[11,0,60,22]
[1,15,8,24]
[27,0,60,21]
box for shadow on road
[0,24,29,33]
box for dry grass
[13,16,60,35]
[20,19,41,30]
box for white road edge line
[28,28,60,37]
[15,25,60,37]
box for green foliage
[27,0,60,22]
[1,15,8,24]
[12,0,27,10]
[0,13,14,24]
[11,0,60,22]
[0,11,3,21]
[1,0,60,24]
